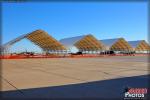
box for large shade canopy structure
[60,34,104,53]
[2,30,66,54]
[100,38,133,51]
[128,40,150,53]
[26,30,66,52]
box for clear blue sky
[2,2,148,52]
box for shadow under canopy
[1,74,149,99]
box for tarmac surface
[1,56,149,99]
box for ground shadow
[1,74,149,99]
